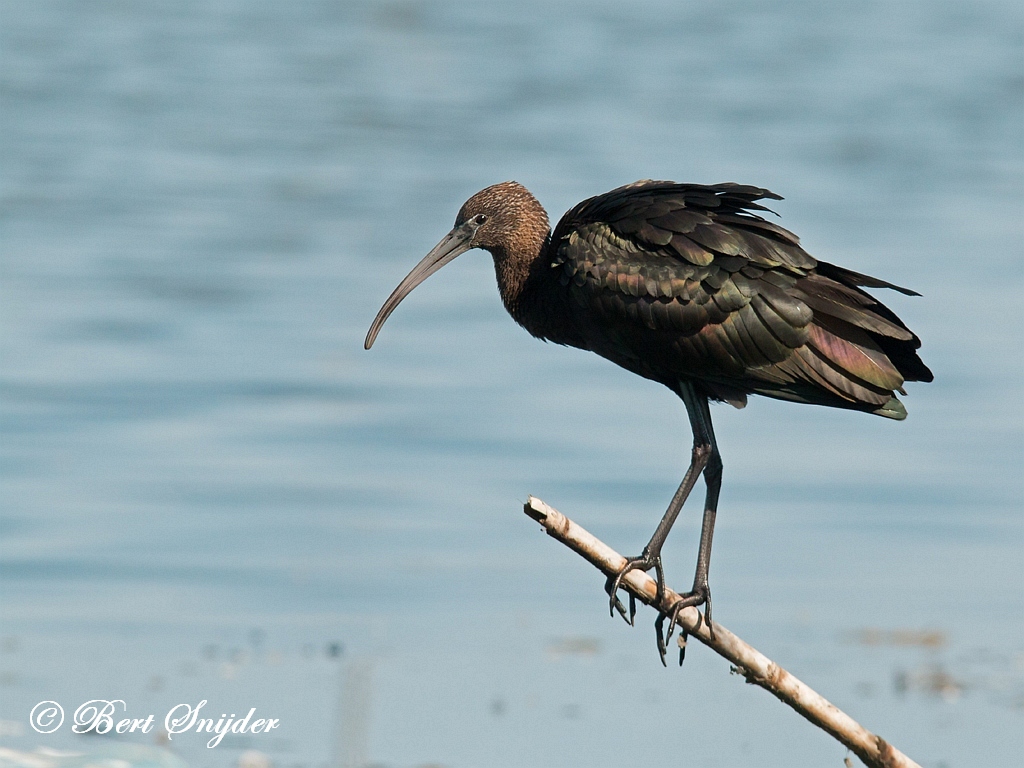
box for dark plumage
[366,180,932,661]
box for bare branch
[524,495,920,768]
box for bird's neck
[490,227,551,329]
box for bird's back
[525,180,933,418]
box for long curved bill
[364,221,477,350]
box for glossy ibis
[365,180,932,659]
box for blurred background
[2,0,1022,766]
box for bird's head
[454,181,548,253]
[364,181,548,349]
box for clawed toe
[605,553,664,626]
[655,585,714,665]
[606,554,716,666]
[604,578,636,625]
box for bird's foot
[655,584,714,666]
[605,551,665,626]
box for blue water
[2,1,1022,766]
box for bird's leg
[605,382,713,627]
[662,392,722,657]
[606,445,710,624]
[664,456,722,651]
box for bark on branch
[523,495,920,768]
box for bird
[365,180,933,662]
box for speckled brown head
[365,181,550,349]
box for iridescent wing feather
[549,181,933,418]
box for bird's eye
[473,214,487,225]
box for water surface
[2,1,1022,766]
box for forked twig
[523,495,920,768]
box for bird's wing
[551,181,924,411]
[554,180,812,269]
